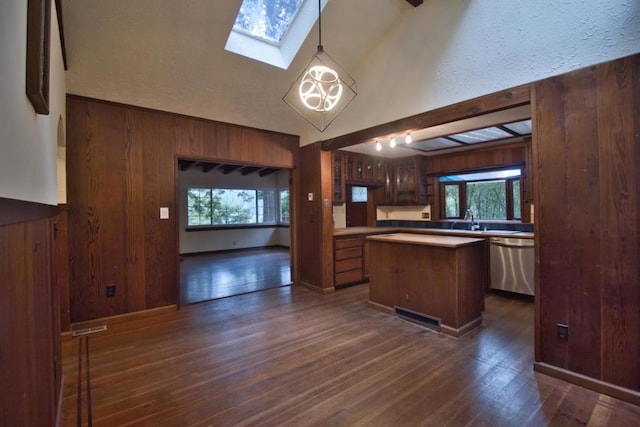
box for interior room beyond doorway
[178,160,292,304]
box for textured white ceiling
[62,0,640,151]
[62,0,410,140]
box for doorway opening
[177,159,292,304]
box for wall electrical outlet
[422,212,430,219]
[557,323,568,340]
[106,284,116,297]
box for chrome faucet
[465,209,481,231]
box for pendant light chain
[317,0,323,52]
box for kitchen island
[367,233,486,337]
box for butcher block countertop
[367,233,485,249]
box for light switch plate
[160,207,169,219]
[308,192,313,201]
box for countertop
[367,233,485,248]
[333,226,534,239]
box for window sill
[186,224,282,232]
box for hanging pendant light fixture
[283,0,357,132]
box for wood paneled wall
[66,96,299,322]
[426,142,526,174]
[0,199,60,427]
[297,144,323,290]
[533,54,640,392]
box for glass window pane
[187,188,212,226]
[351,186,367,203]
[212,189,256,225]
[467,180,506,220]
[513,179,521,219]
[279,189,289,223]
[450,127,512,144]
[233,0,304,45]
[503,119,532,135]
[258,190,276,224]
[444,184,460,218]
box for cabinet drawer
[336,247,362,260]
[335,238,362,249]
[336,258,362,273]
[336,270,363,285]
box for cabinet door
[332,152,345,204]
[394,157,427,204]
[396,159,417,203]
[384,165,395,204]
[374,158,386,184]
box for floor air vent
[394,306,441,331]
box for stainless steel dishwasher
[489,237,535,296]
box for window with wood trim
[187,187,279,227]
[440,168,522,220]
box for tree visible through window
[187,188,280,226]
[279,189,289,224]
[440,169,522,220]
[233,0,304,45]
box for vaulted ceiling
[61,1,640,153]
[61,0,416,144]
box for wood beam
[179,160,197,171]
[222,164,242,175]
[258,168,278,177]
[201,163,220,173]
[240,166,262,176]
[321,84,531,151]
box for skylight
[226,0,327,70]
[233,0,304,46]
[406,118,533,154]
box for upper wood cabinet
[390,156,428,205]
[332,152,345,204]
[332,152,427,206]
[381,156,428,205]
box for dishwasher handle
[490,239,535,249]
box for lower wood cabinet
[334,236,366,287]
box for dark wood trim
[534,362,640,407]
[0,197,58,227]
[298,280,335,294]
[322,84,531,150]
[54,0,67,70]
[26,0,51,114]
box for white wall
[376,205,431,222]
[179,167,290,254]
[0,0,66,205]
[302,0,640,144]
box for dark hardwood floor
[180,247,291,304]
[61,285,640,426]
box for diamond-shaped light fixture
[283,0,357,132]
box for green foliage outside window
[187,187,287,227]
[467,180,506,219]
[441,169,521,220]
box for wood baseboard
[367,300,394,315]
[534,362,640,406]
[299,281,335,294]
[441,316,483,338]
